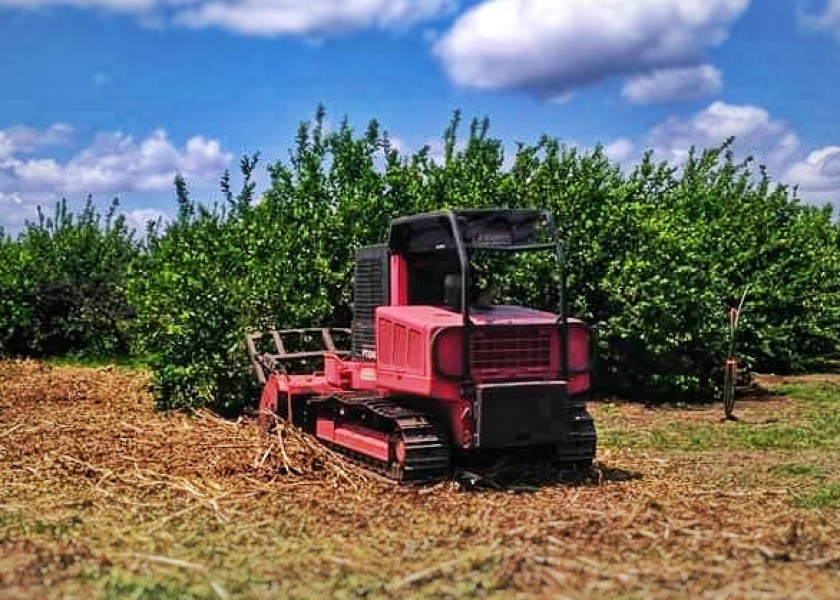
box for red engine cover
[374,305,591,401]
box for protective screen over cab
[388,209,552,255]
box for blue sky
[1,0,839,231]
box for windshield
[467,248,558,310]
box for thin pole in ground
[723,285,750,421]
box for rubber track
[311,395,451,483]
[554,406,597,469]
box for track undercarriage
[258,387,595,484]
[308,394,452,482]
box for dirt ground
[1,361,839,599]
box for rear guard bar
[245,328,352,384]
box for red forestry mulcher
[246,209,597,482]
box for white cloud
[621,65,722,104]
[600,101,839,204]
[0,123,73,155]
[0,134,12,161]
[385,135,407,153]
[434,0,748,100]
[0,190,56,232]
[0,124,232,229]
[0,0,154,11]
[604,138,634,162]
[643,101,799,168]
[0,191,23,205]
[21,128,228,193]
[175,0,455,36]
[0,0,455,36]
[784,146,840,197]
[799,0,840,38]
[126,207,170,232]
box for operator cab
[351,208,568,367]
[388,209,554,313]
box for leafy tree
[0,198,137,358]
[3,108,837,411]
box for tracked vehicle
[246,209,596,482]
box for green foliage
[601,381,840,452]
[99,569,207,600]
[768,463,826,478]
[126,169,260,414]
[797,483,840,509]
[2,108,839,411]
[0,198,137,358]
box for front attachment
[474,381,596,465]
[245,328,352,384]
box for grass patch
[732,423,834,450]
[98,569,207,600]
[601,422,828,452]
[769,463,827,478]
[773,383,840,404]
[601,382,840,453]
[0,511,84,542]
[796,484,840,510]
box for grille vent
[471,327,552,376]
[352,245,389,360]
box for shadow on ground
[451,450,641,492]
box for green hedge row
[0,199,137,358]
[1,108,838,412]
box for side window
[406,251,459,306]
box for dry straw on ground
[1,360,839,599]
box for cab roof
[387,208,554,254]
